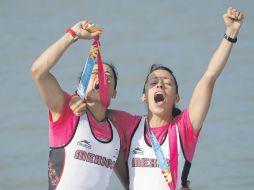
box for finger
[227,7,238,18]
[76,102,87,112]
[87,25,103,33]
[69,95,80,104]
[73,110,82,116]
[90,31,102,38]
[73,103,87,116]
[69,98,83,111]
[238,12,244,21]
[227,7,233,14]
[223,13,232,20]
[76,107,87,116]
[225,12,236,20]
[235,11,240,18]
[231,8,237,14]
[82,21,90,30]
[73,110,83,116]
[69,96,79,107]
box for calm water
[1,0,254,189]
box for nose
[156,80,164,89]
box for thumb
[90,31,102,39]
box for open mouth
[154,92,165,103]
[94,81,99,90]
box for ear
[175,94,180,103]
[141,93,147,103]
[111,90,117,99]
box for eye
[164,79,172,86]
[105,74,113,81]
[149,80,157,85]
[105,74,113,79]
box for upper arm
[188,75,215,134]
[33,72,65,118]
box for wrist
[66,28,78,43]
[225,28,238,39]
[224,33,237,43]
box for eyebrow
[92,70,112,75]
[149,76,172,81]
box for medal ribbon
[77,37,109,108]
[147,123,173,188]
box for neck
[87,102,107,122]
[147,112,173,128]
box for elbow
[30,61,45,81]
[202,73,217,87]
[30,64,39,80]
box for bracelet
[224,33,237,43]
[66,28,78,42]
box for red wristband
[66,28,78,41]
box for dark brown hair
[143,64,181,117]
[78,61,118,89]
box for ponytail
[173,105,181,117]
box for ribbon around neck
[147,123,173,189]
[95,37,110,108]
[76,37,109,108]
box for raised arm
[189,7,244,134]
[30,21,101,121]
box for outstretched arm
[30,21,101,121]
[189,7,244,134]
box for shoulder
[174,108,197,139]
[174,108,200,161]
[107,109,142,133]
[107,109,141,124]
[174,108,191,125]
[49,92,79,147]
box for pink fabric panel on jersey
[48,92,79,147]
[48,93,125,149]
[175,108,200,162]
[109,110,142,157]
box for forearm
[205,8,242,82]
[189,7,244,133]
[204,36,234,82]
[31,33,75,80]
[114,151,129,190]
[190,36,235,133]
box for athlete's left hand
[224,7,244,38]
[71,20,102,40]
[69,95,87,116]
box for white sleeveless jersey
[128,117,184,190]
[48,113,120,190]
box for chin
[149,107,165,116]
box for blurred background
[0,0,253,189]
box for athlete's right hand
[71,20,102,40]
[69,95,87,116]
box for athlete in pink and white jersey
[31,20,127,190]
[70,7,244,190]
